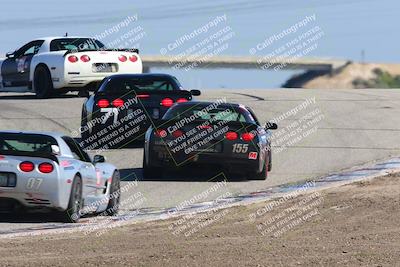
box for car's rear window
[50,38,105,52]
[99,77,179,94]
[0,133,58,154]
[163,105,249,123]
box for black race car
[80,74,201,149]
[143,101,277,180]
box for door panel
[1,58,18,87]
[1,40,44,87]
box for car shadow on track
[0,93,82,100]
[120,167,249,182]
[0,212,64,223]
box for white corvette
[0,36,142,98]
[0,131,121,222]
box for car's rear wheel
[59,176,83,223]
[105,171,121,216]
[250,155,268,180]
[142,151,163,179]
[34,65,53,99]
[268,150,272,172]
[80,111,93,149]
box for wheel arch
[32,63,54,98]
[30,62,50,82]
[33,63,51,78]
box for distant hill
[283,63,400,89]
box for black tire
[59,176,83,223]
[34,65,53,99]
[268,150,272,172]
[142,152,163,179]
[80,111,93,149]
[105,171,121,216]
[250,155,268,180]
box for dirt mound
[284,62,400,89]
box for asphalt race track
[1,89,400,231]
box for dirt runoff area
[0,174,399,267]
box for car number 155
[232,144,249,153]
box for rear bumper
[0,190,63,211]
[0,174,64,211]
[65,75,109,88]
[59,60,142,89]
[148,145,260,173]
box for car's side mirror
[190,89,201,96]
[51,145,61,155]
[265,122,278,130]
[5,51,15,59]
[93,155,106,163]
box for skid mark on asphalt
[230,93,265,101]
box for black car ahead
[143,101,277,180]
[80,74,201,149]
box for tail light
[161,98,174,107]
[225,131,238,140]
[68,55,78,63]
[172,130,184,138]
[129,55,138,62]
[155,129,167,138]
[118,55,127,62]
[97,99,110,108]
[137,94,150,99]
[38,163,54,173]
[20,161,34,172]
[241,133,255,142]
[176,98,188,103]
[112,98,124,107]
[80,55,90,62]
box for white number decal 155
[232,144,249,153]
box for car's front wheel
[105,171,121,216]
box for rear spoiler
[97,90,193,98]
[63,48,139,56]
[0,151,59,163]
[155,119,258,132]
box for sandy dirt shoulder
[0,174,399,267]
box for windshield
[0,133,58,154]
[50,38,105,52]
[99,77,180,94]
[163,105,250,123]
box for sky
[0,0,398,89]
